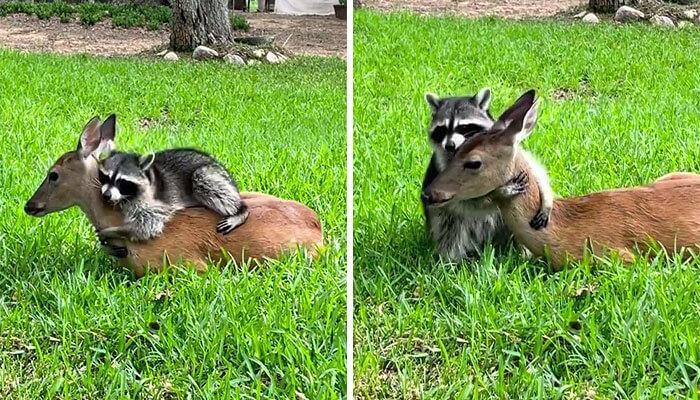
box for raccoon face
[98,152,154,204]
[425,88,495,159]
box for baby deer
[25,116,324,277]
[424,90,700,269]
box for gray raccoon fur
[421,88,552,261]
[98,148,248,241]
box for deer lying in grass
[24,117,324,277]
[424,89,700,269]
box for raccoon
[97,148,249,242]
[421,88,553,261]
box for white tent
[274,0,335,15]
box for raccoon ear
[425,93,441,113]
[139,153,155,171]
[77,116,102,158]
[474,88,492,111]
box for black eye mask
[454,124,485,137]
[98,170,110,185]
[115,179,139,197]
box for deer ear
[474,87,492,110]
[100,114,116,142]
[77,116,102,158]
[493,89,538,145]
[93,114,117,159]
[425,93,441,113]
[139,153,155,171]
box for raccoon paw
[493,171,529,200]
[100,241,129,258]
[529,210,550,230]
[216,215,246,235]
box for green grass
[0,2,171,29]
[354,10,700,399]
[0,51,346,399]
[231,14,250,32]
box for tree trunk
[170,0,234,52]
[588,0,622,12]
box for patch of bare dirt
[0,14,166,56]
[363,0,587,19]
[244,12,346,58]
[0,12,346,58]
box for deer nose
[24,201,45,215]
[423,189,453,206]
[445,141,456,153]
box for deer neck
[75,163,124,230]
[496,151,553,257]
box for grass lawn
[354,10,700,399]
[0,51,346,399]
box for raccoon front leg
[191,165,249,235]
[529,168,554,231]
[97,225,136,241]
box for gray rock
[163,52,179,61]
[223,54,246,65]
[573,11,587,19]
[650,15,674,28]
[614,6,645,22]
[682,9,698,20]
[265,51,280,64]
[582,13,600,24]
[247,59,261,65]
[252,49,266,59]
[192,46,219,60]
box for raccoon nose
[445,141,456,153]
[102,192,112,203]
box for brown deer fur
[425,90,700,270]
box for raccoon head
[425,88,495,162]
[97,151,155,204]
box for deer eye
[463,160,482,170]
[48,172,59,182]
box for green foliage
[0,50,346,399]
[0,2,171,29]
[354,10,700,399]
[77,3,106,26]
[230,13,250,32]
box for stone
[614,6,645,22]
[252,49,266,59]
[223,54,246,65]
[192,45,219,60]
[582,13,600,24]
[247,59,261,65]
[678,20,692,29]
[265,51,279,64]
[650,15,674,28]
[163,52,178,61]
[573,11,587,19]
[682,9,698,20]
